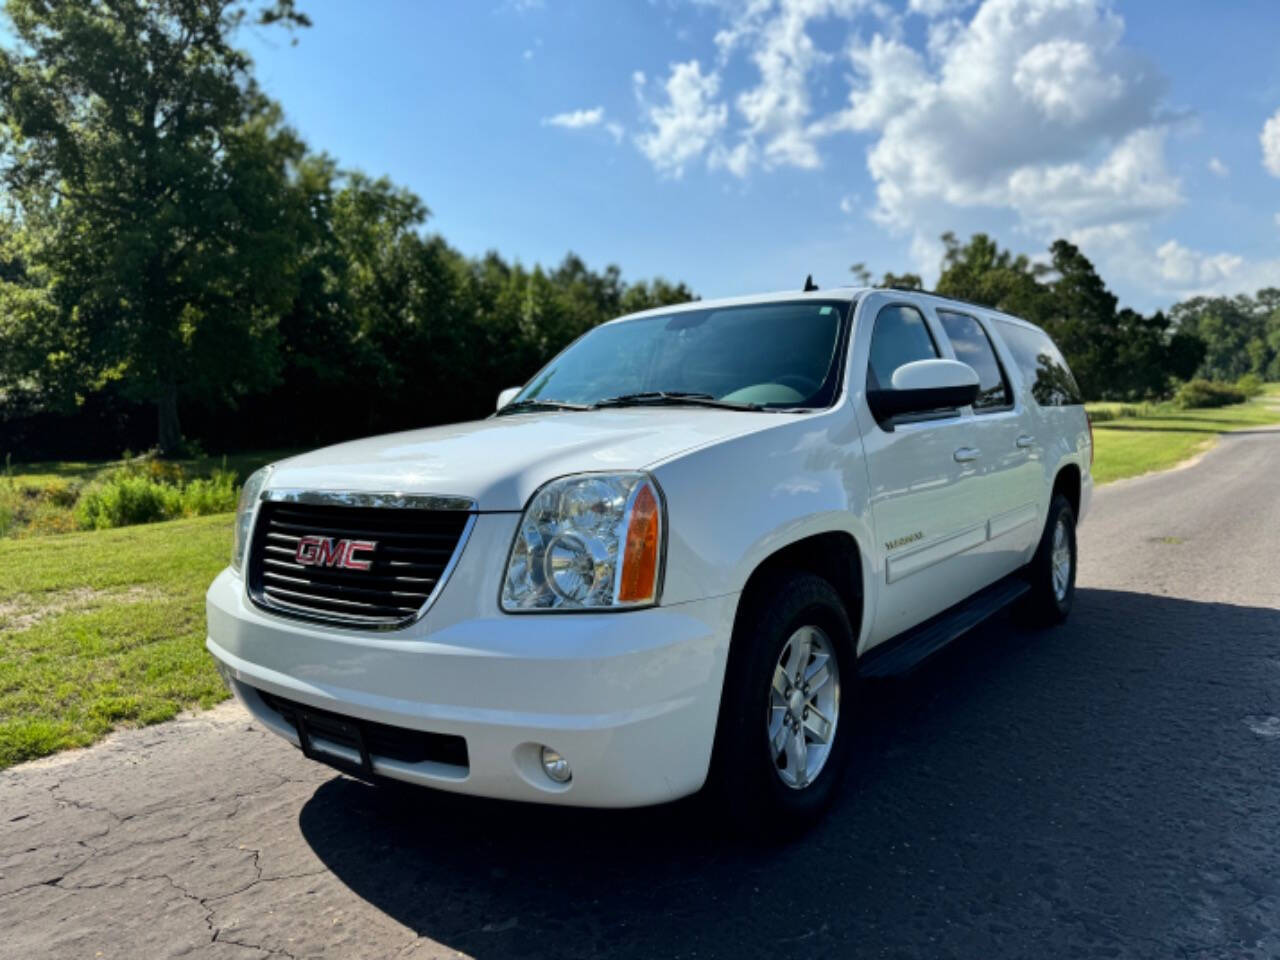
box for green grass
[1088,387,1280,484]
[0,514,234,768]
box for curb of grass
[1095,422,1280,489]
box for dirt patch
[0,585,167,634]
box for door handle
[953,447,981,462]
[1016,434,1035,448]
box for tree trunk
[157,382,182,455]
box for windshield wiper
[592,391,765,412]
[496,398,592,415]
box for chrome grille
[246,498,474,630]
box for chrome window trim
[247,490,477,632]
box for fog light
[540,746,572,783]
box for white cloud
[543,107,605,129]
[704,0,883,175]
[1069,223,1279,300]
[907,0,972,15]
[1262,107,1280,177]
[610,0,1269,301]
[634,60,729,178]
[827,0,1177,276]
[1005,128,1182,230]
[839,193,857,213]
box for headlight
[501,472,664,611]
[230,465,274,575]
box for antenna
[803,274,818,292]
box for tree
[849,262,923,291]
[0,0,310,452]
[1171,291,1278,382]
[935,232,1048,322]
[937,233,1210,401]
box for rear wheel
[1018,493,1076,625]
[707,571,857,837]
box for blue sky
[243,0,1280,313]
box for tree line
[0,1,1274,461]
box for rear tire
[1018,493,1076,626]
[705,571,857,838]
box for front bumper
[206,513,737,807]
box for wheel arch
[1053,461,1081,519]
[730,529,869,656]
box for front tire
[706,571,857,837]
[1019,493,1077,625]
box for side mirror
[496,387,521,411]
[867,358,979,421]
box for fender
[650,405,878,654]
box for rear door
[936,309,1043,570]
[856,294,990,645]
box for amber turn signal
[618,482,661,603]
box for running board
[858,576,1030,678]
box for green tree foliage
[0,0,312,452]
[1170,291,1280,382]
[935,233,1208,401]
[849,262,922,291]
[0,1,694,458]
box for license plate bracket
[294,707,375,780]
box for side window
[937,311,1012,411]
[866,304,939,391]
[993,320,1083,406]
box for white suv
[206,287,1092,831]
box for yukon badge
[884,531,924,551]
[295,536,377,571]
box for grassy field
[0,515,233,767]
[1087,386,1280,484]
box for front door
[856,295,990,646]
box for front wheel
[706,571,857,837]
[1018,493,1077,625]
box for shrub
[72,465,240,531]
[75,472,184,529]
[1173,379,1248,409]
[21,500,79,536]
[0,486,16,537]
[1086,408,1115,422]
[1236,373,1265,398]
[179,469,239,517]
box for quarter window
[992,320,1084,406]
[938,311,1012,411]
[866,305,940,391]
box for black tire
[705,570,857,838]
[1018,493,1077,626]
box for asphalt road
[4,428,1280,960]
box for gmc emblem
[295,536,377,571]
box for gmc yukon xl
[207,287,1092,832]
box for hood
[266,408,788,511]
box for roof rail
[910,288,1003,314]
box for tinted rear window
[992,320,1083,406]
[938,311,1011,411]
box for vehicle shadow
[298,589,1280,959]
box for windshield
[510,299,852,410]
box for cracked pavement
[4,427,1280,959]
